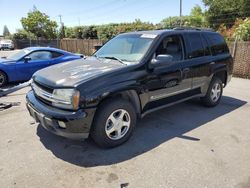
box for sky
[0,0,205,35]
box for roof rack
[173,27,214,32]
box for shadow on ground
[36,96,247,167]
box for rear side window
[187,33,205,58]
[201,34,211,56]
[51,51,64,58]
[206,33,229,55]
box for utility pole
[57,15,63,48]
[58,15,63,26]
[78,17,81,26]
[180,0,182,27]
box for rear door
[183,32,212,89]
[16,50,52,81]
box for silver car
[0,39,14,50]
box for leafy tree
[12,29,36,40]
[234,18,250,41]
[3,25,10,37]
[65,27,76,38]
[203,0,250,29]
[160,5,206,29]
[59,24,65,39]
[21,9,58,39]
[82,26,98,39]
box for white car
[0,39,14,50]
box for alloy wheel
[210,82,221,102]
[105,109,131,140]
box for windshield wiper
[101,56,127,65]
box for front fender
[80,80,143,108]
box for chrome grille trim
[32,82,71,105]
[32,82,54,103]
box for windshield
[94,34,156,64]
[7,49,30,60]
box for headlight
[52,89,80,110]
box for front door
[16,50,52,81]
[142,35,193,112]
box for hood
[0,40,12,44]
[0,58,14,64]
[33,57,126,87]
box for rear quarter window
[51,51,64,58]
[206,33,229,56]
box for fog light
[58,121,66,128]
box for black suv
[26,28,233,148]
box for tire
[91,98,137,148]
[0,71,7,87]
[201,77,223,107]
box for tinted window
[29,51,52,60]
[201,34,211,56]
[51,51,63,58]
[188,33,204,58]
[206,33,229,55]
[155,35,183,62]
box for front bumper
[26,90,96,140]
[0,45,14,49]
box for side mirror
[150,54,173,68]
[24,56,31,62]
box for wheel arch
[97,89,142,117]
[0,69,8,82]
[213,70,227,86]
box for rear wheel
[0,71,7,87]
[201,77,223,107]
[91,98,136,148]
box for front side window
[28,51,52,60]
[155,35,184,62]
[95,34,155,64]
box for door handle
[182,68,190,73]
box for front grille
[32,81,54,105]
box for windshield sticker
[140,34,157,39]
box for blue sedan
[0,47,83,87]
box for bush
[234,18,250,41]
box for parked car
[26,28,233,148]
[0,47,83,87]
[0,39,14,50]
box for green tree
[59,24,65,39]
[65,27,76,38]
[3,25,10,37]
[21,9,58,39]
[203,0,250,29]
[82,26,98,39]
[234,18,250,41]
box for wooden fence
[60,39,103,56]
[228,41,250,79]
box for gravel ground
[0,50,250,188]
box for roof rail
[173,27,214,32]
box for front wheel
[91,98,137,148]
[201,77,223,107]
[0,71,7,87]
